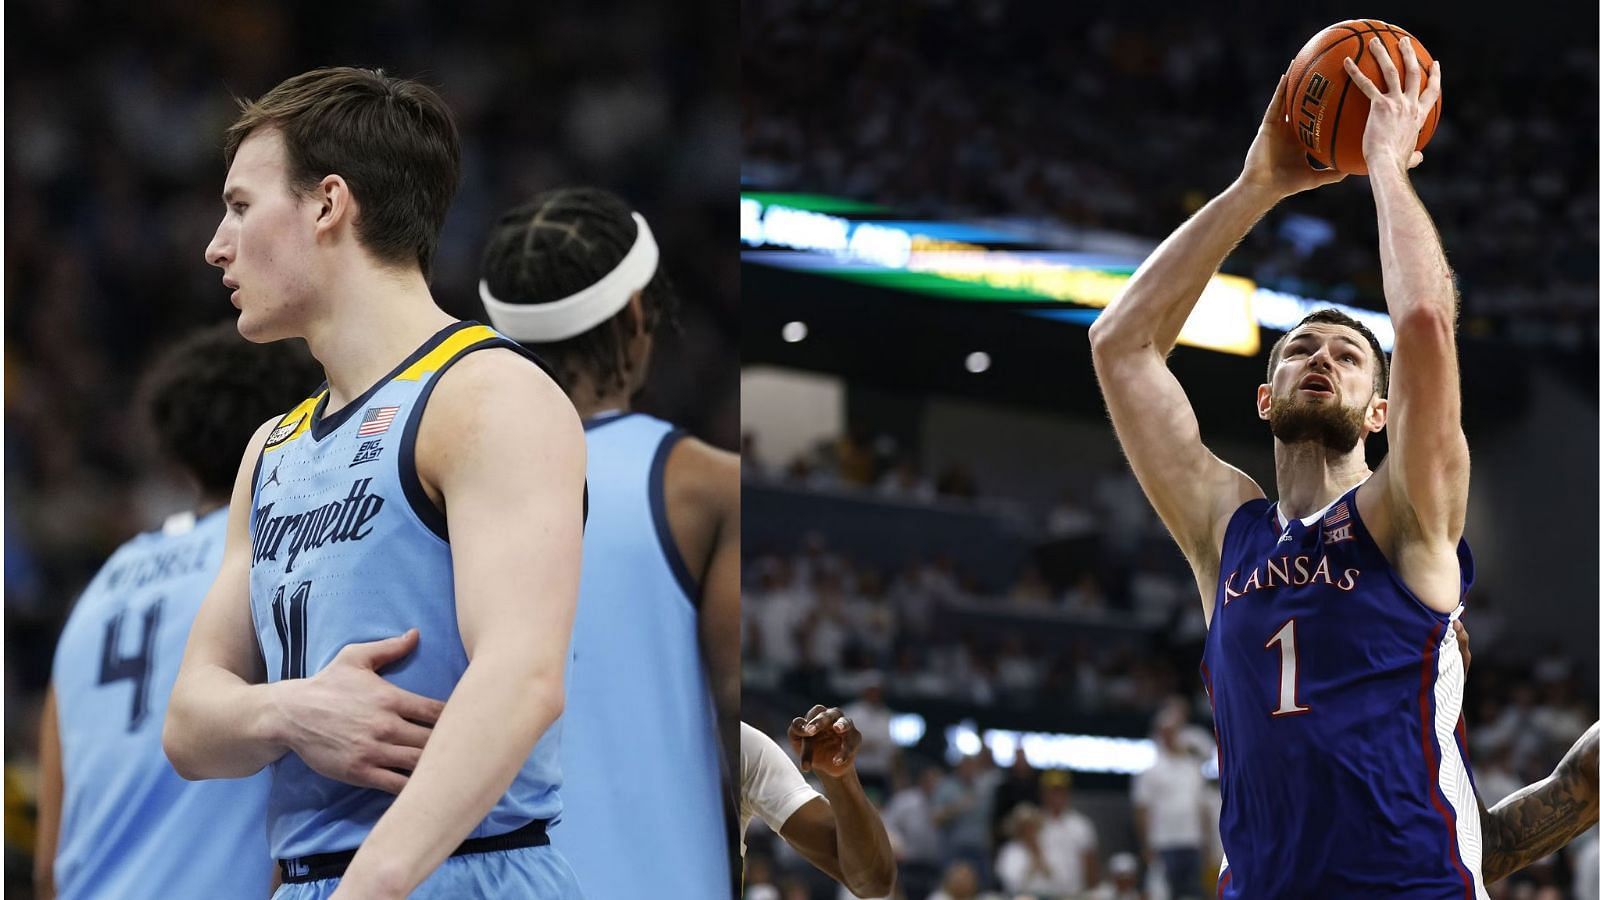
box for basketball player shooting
[1088,36,1482,896]
[163,68,587,899]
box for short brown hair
[1266,309,1390,397]
[224,67,461,279]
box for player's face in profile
[1261,324,1385,452]
[204,128,317,342]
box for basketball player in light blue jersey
[36,323,320,899]
[163,68,587,899]
[477,187,741,898]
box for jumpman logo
[264,461,283,489]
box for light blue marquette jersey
[554,412,730,899]
[248,321,566,860]
[51,507,273,900]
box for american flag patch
[1325,502,1350,525]
[357,406,399,437]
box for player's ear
[312,174,352,237]
[1256,383,1272,420]
[1367,395,1388,433]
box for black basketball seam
[1329,21,1379,171]
[1286,24,1364,123]
[1288,28,1365,166]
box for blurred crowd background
[744,0,1598,361]
[4,0,736,892]
[742,1,1598,899]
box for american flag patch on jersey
[357,406,399,437]
[1325,502,1350,525]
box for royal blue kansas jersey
[1203,483,1485,899]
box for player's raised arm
[1089,77,1339,610]
[331,350,585,896]
[165,420,446,789]
[1478,721,1599,884]
[781,706,898,897]
[1343,39,1467,584]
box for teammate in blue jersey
[163,68,588,899]
[35,323,320,900]
[476,187,741,898]
[1089,40,1483,896]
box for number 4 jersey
[51,508,272,899]
[248,321,565,861]
[1203,483,1487,899]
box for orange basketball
[1280,20,1441,175]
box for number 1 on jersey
[1266,619,1311,717]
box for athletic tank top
[1204,484,1486,899]
[248,321,564,860]
[553,412,730,898]
[52,508,273,899]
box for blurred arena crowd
[743,0,1598,354]
[4,0,736,891]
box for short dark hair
[1266,309,1390,397]
[224,67,462,280]
[140,323,322,496]
[478,187,680,394]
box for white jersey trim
[1431,623,1490,900]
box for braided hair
[479,187,680,395]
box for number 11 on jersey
[1266,619,1312,717]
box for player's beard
[1269,393,1368,453]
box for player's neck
[1273,440,1371,519]
[301,264,456,412]
[566,373,635,422]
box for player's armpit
[1479,721,1599,884]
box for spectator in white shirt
[883,765,946,897]
[1039,768,1100,894]
[842,678,897,796]
[995,803,1057,894]
[1131,701,1210,900]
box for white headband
[479,211,659,342]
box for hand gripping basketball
[1239,75,1350,200]
[1343,36,1442,174]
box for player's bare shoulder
[412,346,584,495]
[663,435,738,576]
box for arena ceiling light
[965,351,991,373]
[782,321,809,343]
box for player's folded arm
[164,418,282,780]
